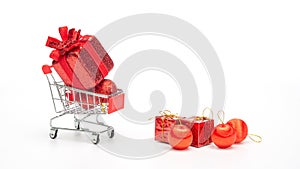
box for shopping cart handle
[42,65,52,74]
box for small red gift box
[45,26,113,90]
[181,116,214,148]
[154,111,181,143]
[107,92,125,114]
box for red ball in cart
[95,79,117,95]
[95,79,117,102]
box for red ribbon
[45,26,92,61]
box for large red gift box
[45,26,113,90]
[181,116,214,148]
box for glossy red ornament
[211,124,236,149]
[95,79,117,103]
[227,118,248,143]
[95,79,117,95]
[168,124,193,150]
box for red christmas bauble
[227,118,248,143]
[168,124,193,150]
[95,79,117,95]
[211,124,236,149]
[95,79,117,103]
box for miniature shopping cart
[42,66,124,144]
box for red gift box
[45,26,113,90]
[181,116,214,148]
[72,91,125,114]
[154,111,181,143]
[69,79,124,113]
[107,92,125,114]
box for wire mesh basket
[43,68,124,144]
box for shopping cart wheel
[49,128,58,139]
[91,133,100,144]
[74,120,80,130]
[107,128,114,138]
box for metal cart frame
[45,73,122,144]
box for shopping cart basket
[42,66,125,144]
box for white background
[0,0,300,168]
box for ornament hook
[202,107,214,119]
[217,110,225,124]
[248,134,262,143]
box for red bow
[45,26,92,61]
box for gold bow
[157,110,179,141]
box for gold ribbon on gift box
[159,110,179,140]
[159,110,179,119]
[150,110,179,141]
